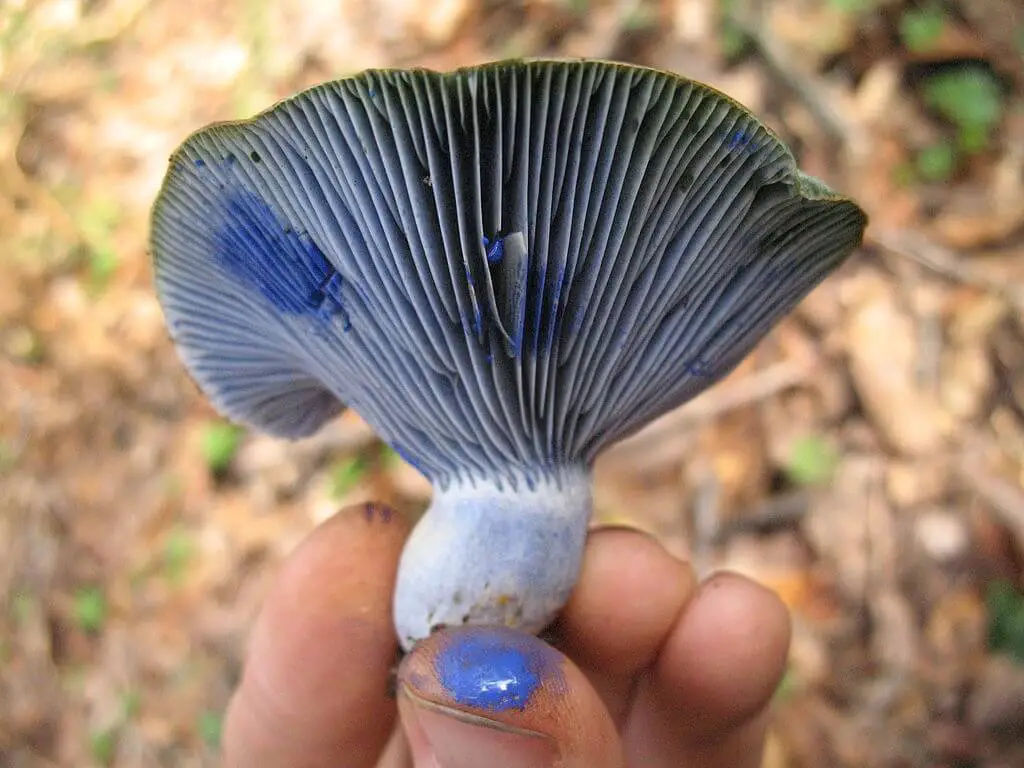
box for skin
[223,503,791,767]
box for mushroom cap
[151,59,866,483]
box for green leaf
[120,690,142,720]
[785,435,840,487]
[328,456,367,500]
[899,5,946,53]
[73,586,106,633]
[987,580,1024,663]
[719,22,750,59]
[828,0,874,15]
[922,67,1004,153]
[198,709,223,747]
[916,141,957,182]
[200,421,243,474]
[89,727,117,765]
[164,527,195,585]
[89,245,119,291]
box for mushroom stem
[393,465,592,651]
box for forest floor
[2,0,1024,765]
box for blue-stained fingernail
[435,628,559,712]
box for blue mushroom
[151,60,867,651]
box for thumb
[397,626,625,768]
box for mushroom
[151,60,866,651]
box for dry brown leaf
[843,278,951,455]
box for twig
[957,452,1024,547]
[609,358,812,458]
[728,6,850,146]
[711,489,812,545]
[871,229,1024,312]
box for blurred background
[1,0,1023,765]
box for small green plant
[916,141,957,182]
[922,66,1004,154]
[89,726,117,765]
[119,690,142,720]
[987,580,1024,664]
[88,245,119,290]
[620,4,656,32]
[785,435,840,487]
[77,195,121,293]
[200,421,243,475]
[827,0,875,15]
[717,0,751,60]
[899,4,946,53]
[328,456,367,501]
[164,527,194,585]
[73,586,106,633]
[198,709,223,748]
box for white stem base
[393,466,592,651]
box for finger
[547,527,696,722]
[623,571,792,768]
[398,626,625,768]
[223,502,410,768]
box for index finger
[222,502,410,768]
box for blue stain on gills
[726,126,758,154]
[214,187,345,321]
[483,234,505,264]
[436,628,554,712]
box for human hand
[223,503,791,767]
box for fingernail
[587,521,659,540]
[402,696,557,768]
[400,627,563,768]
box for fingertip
[398,626,625,768]
[223,502,410,768]
[622,572,790,767]
[551,527,695,720]
[655,571,792,732]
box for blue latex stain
[483,235,505,264]
[390,442,428,476]
[686,358,710,377]
[214,188,344,322]
[726,127,758,154]
[311,272,352,331]
[436,629,552,712]
[193,157,206,169]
